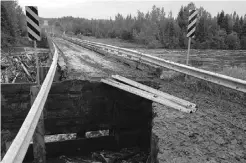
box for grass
[183,66,246,104]
[160,66,246,104]
[220,66,246,80]
[77,35,145,49]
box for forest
[1,1,246,49]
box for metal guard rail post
[65,36,246,93]
[1,42,58,163]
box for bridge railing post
[31,85,46,163]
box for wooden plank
[23,136,117,162]
[101,78,196,113]
[1,83,35,93]
[2,116,150,136]
[112,75,196,109]
[23,131,146,162]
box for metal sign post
[186,9,198,65]
[34,40,40,85]
[186,38,191,65]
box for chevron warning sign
[25,6,41,41]
[187,9,198,38]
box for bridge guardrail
[64,36,246,93]
[1,40,58,163]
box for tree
[240,36,246,49]
[15,5,26,36]
[241,22,246,37]
[1,3,14,48]
[240,23,246,48]
[216,29,228,49]
[225,14,232,34]
[217,11,225,27]
[225,32,240,49]
[177,6,189,48]
[233,15,240,34]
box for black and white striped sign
[25,6,41,41]
[187,10,198,38]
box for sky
[18,0,246,19]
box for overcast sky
[18,0,246,19]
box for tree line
[50,3,246,49]
[1,1,246,50]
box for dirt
[151,78,246,163]
[53,38,153,80]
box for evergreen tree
[233,15,240,34]
[241,22,246,37]
[217,11,225,27]
[226,32,240,49]
[224,14,232,34]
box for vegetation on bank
[1,1,27,48]
[220,66,246,80]
[1,1,48,49]
[48,3,246,49]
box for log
[11,72,20,83]
[25,53,31,61]
[4,73,9,83]
[14,57,34,81]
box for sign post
[34,40,40,85]
[186,9,198,65]
[186,38,191,65]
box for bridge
[1,35,246,163]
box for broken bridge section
[1,79,153,161]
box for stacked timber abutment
[1,80,153,161]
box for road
[54,37,155,80]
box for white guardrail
[1,42,58,163]
[64,36,246,93]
